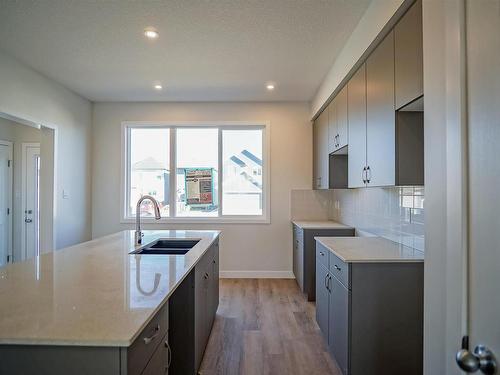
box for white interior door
[455,0,500,373]
[22,143,40,260]
[0,141,13,267]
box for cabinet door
[328,98,337,153]
[141,334,170,375]
[313,109,329,189]
[336,85,348,150]
[394,0,423,109]
[208,242,219,328]
[329,276,349,375]
[315,263,330,343]
[194,257,209,370]
[347,64,367,188]
[366,30,395,187]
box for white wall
[0,51,93,249]
[310,0,405,118]
[92,102,312,277]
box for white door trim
[21,142,40,261]
[423,0,469,373]
[0,110,58,253]
[0,140,13,264]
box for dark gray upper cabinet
[313,108,329,189]
[336,85,348,150]
[327,96,337,153]
[395,0,423,109]
[328,85,348,155]
[316,0,424,189]
[347,64,367,189]
[366,30,396,187]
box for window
[123,122,269,222]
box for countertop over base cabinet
[315,242,423,375]
[292,222,354,301]
[0,238,220,375]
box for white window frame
[121,121,271,224]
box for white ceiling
[0,0,370,102]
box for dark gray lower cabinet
[293,224,354,301]
[170,239,219,375]
[315,242,423,375]
[315,263,330,343]
[329,275,348,374]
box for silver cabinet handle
[25,218,33,223]
[334,264,342,272]
[319,251,324,256]
[204,272,209,280]
[324,273,329,291]
[328,275,332,292]
[366,166,371,184]
[165,340,172,370]
[362,167,367,184]
[143,324,160,345]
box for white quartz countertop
[315,237,424,263]
[292,220,354,230]
[0,230,220,347]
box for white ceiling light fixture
[154,83,163,90]
[266,83,275,91]
[144,27,159,40]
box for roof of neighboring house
[230,155,247,168]
[241,149,262,166]
[133,157,167,171]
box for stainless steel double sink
[130,239,200,255]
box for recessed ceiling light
[154,84,163,90]
[144,28,159,40]
[266,83,275,91]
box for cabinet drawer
[141,333,170,375]
[316,242,329,269]
[128,303,169,375]
[329,251,349,289]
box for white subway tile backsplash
[290,186,425,252]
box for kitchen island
[0,229,220,375]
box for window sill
[121,217,270,225]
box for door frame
[423,0,469,373]
[0,140,13,264]
[0,111,58,254]
[21,142,41,260]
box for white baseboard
[220,270,295,279]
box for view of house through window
[126,125,266,220]
[176,128,218,217]
[222,129,263,215]
[129,128,170,217]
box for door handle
[456,336,497,374]
[25,218,33,223]
[362,167,367,184]
[366,166,371,184]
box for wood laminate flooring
[199,279,341,375]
